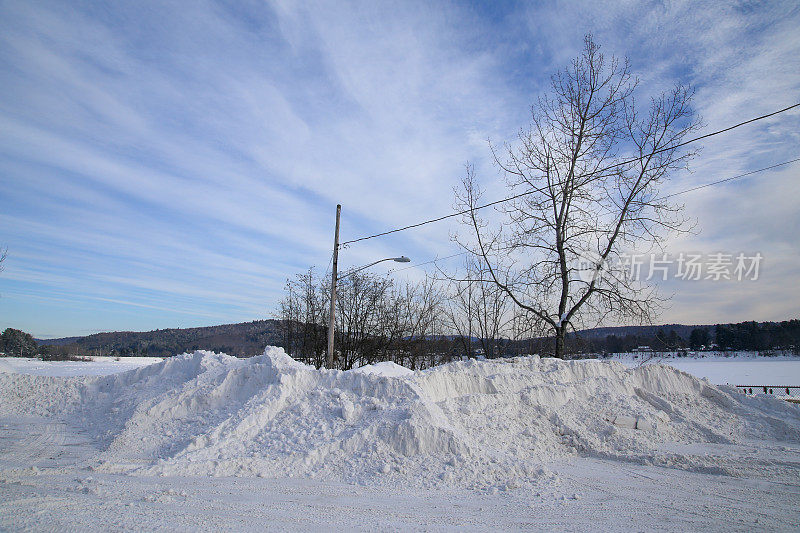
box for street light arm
[337,256,409,281]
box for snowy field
[614,352,800,388]
[3,351,799,385]
[655,357,800,386]
[0,356,163,377]
[1,349,799,531]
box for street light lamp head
[337,255,412,282]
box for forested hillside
[37,320,283,358]
[22,318,799,361]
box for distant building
[632,346,652,353]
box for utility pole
[467,272,473,359]
[327,204,341,368]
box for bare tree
[278,266,453,370]
[455,36,699,358]
[443,255,511,359]
[443,270,476,360]
[506,307,546,357]
[335,271,394,369]
[276,268,329,367]
[473,276,510,359]
[398,276,442,369]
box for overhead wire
[340,102,800,247]
[661,157,800,199]
[386,156,800,274]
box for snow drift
[2,347,799,488]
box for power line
[387,157,799,274]
[662,157,800,199]
[326,249,334,274]
[341,102,799,246]
[610,102,799,171]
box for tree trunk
[554,326,566,359]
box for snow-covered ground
[4,351,799,386]
[1,348,799,531]
[0,356,163,377]
[612,352,800,383]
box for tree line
[0,328,90,360]
[33,321,286,359]
[566,320,799,355]
[2,317,797,363]
[275,263,800,369]
[276,266,540,370]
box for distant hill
[410,325,709,343]
[38,320,284,358]
[40,336,82,346]
[34,318,797,359]
[34,321,711,358]
[566,320,799,354]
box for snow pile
[2,347,799,489]
[351,361,414,378]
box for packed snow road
[2,456,798,531]
[1,348,799,531]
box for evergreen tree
[689,328,710,350]
[1,328,38,357]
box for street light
[325,205,410,368]
[337,256,410,281]
[327,255,410,368]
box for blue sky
[1,0,799,338]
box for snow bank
[2,347,799,489]
[352,361,414,378]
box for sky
[1,0,798,338]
